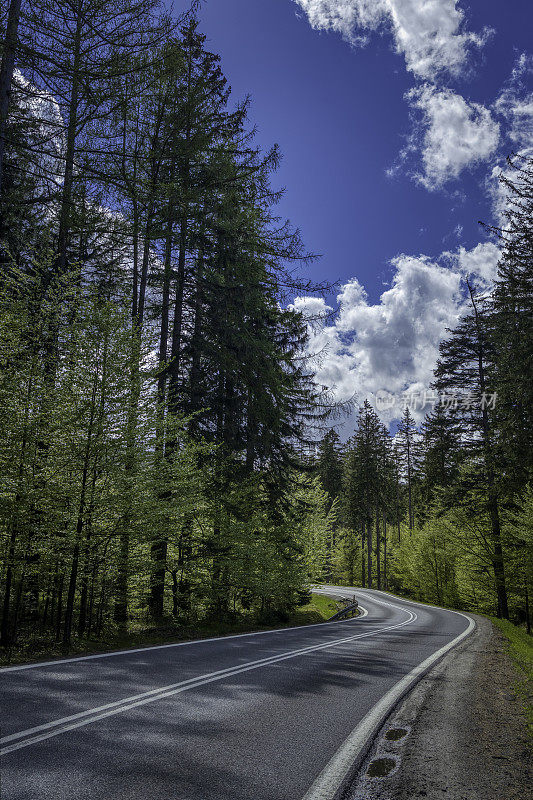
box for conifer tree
[397,406,417,532]
[487,154,533,491]
[433,287,509,618]
[419,400,461,508]
[316,430,343,513]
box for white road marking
[0,606,366,674]
[1,607,415,756]
[301,593,475,800]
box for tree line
[311,155,532,630]
[0,2,336,655]
[1,0,530,659]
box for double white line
[1,609,415,756]
[302,595,475,800]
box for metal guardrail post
[327,600,359,622]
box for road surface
[0,586,473,800]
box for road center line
[301,595,475,800]
[0,609,365,674]
[1,608,415,757]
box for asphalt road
[0,587,472,800]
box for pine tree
[343,401,383,588]
[0,12,336,654]
[316,430,343,513]
[487,154,533,491]
[419,400,461,507]
[433,286,509,618]
[397,407,417,532]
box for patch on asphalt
[367,757,397,778]
[384,727,408,741]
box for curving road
[0,587,473,800]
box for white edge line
[317,585,468,619]
[1,603,366,674]
[1,607,415,756]
[301,603,475,800]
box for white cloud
[484,58,533,224]
[407,84,500,190]
[12,70,65,193]
[448,241,501,287]
[295,255,463,425]
[506,97,533,146]
[295,240,503,427]
[494,54,533,149]
[293,0,490,80]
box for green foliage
[310,152,533,624]
[389,516,460,608]
[0,13,333,657]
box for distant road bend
[1,586,474,800]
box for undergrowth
[490,617,533,737]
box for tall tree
[397,406,417,532]
[433,287,509,618]
[486,154,533,492]
[316,430,343,513]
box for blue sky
[176,0,532,423]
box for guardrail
[327,597,359,621]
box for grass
[490,616,533,736]
[294,592,339,622]
[0,593,341,668]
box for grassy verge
[295,592,339,622]
[490,617,533,736]
[0,593,340,668]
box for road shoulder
[347,615,532,800]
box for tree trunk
[0,522,17,645]
[114,335,139,627]
[62,543,80,646]
[0,0,22,200]
[1,379,31,645]
[150,209,189,619]
[396,471,401,543]
[467,282,509,619]
[524,577,531,636]
[188,256,203,432]
[56,10,83,275]
[361,523,366,587]
[376,503,381,590]
[171,571,179,618]
[407,437,413,532]
[468,285,509,619]
[489,498,508,619]
[367,519,372,589]
[63,373,97,644]
[55,572,64,641]
[383,514,387,590]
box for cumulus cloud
[294,255,463,425]
[446,241,501,287]
[294,240,502,426]
[484,57,533,223]
[494,54,533,150]
[12,70,65,193]
[293,0,490,80]
[406,84,500,190]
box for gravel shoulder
[348,614,532,800]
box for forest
[0,0,531,661]
[316,162,533,627]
